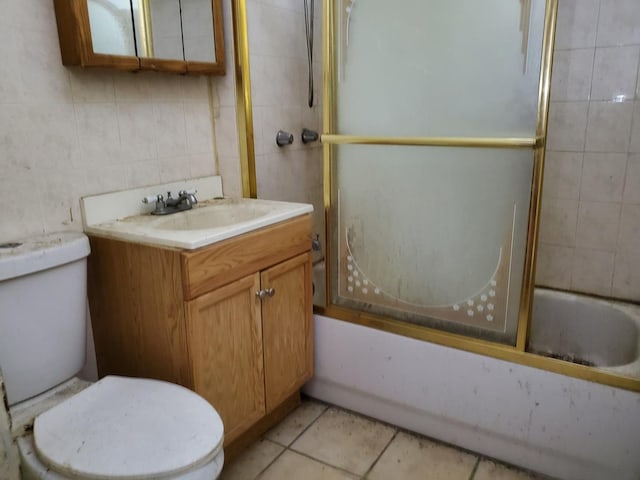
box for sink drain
[0,242,22,248]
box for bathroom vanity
[82,179,313,457]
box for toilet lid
[34,376,224,479]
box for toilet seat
[33,376,224,479]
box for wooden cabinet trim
[54,0,82,66]
[181,214,312,300]
[140,57,187,74]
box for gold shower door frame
[316,0,637,392]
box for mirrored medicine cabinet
[53,0,225,75]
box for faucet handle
[178,189,198,206]
[142,194,166,214]
[142,194,163,204]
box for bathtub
[529,288,640,377]
[306,280,640,480]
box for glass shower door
[326,0,550,345]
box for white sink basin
[83,197,313,250]
[153,201,274,231]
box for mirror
[87,0,137,57]
[133,0,218,63]
[181,0,217,63]
[64,0,224,74]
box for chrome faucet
[165,189,198,207]
[142,189,197,215]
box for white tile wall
[585,101,633,152]
[550,48,594,101]
[543,151,583,198]
[591,46,640,101]
[546,101,589,150]
[536,243,574,289]
[554,0,600,49]
[580,153,626,201]
[538,0,640,301]
[247,0,325,251]
[0,0,239,243]
[539,197,579,246]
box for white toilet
[0,232,225,479]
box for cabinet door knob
[256,288,276,299]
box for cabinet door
[261,253,314,412]
[186,273,265,445]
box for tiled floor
[221,398,546,480]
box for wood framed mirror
[54,0,225,75]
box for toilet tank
[0,232,91,406]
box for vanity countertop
[84,197,313,250]
[81,176,313,250]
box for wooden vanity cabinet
[87,214,313,451]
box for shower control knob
[276,130,294,147]
[301,128,319,144]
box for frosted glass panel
[331,145,534,344]
[88,0,136,57]
[337,0,545,137]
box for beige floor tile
[220,439,284,480]
[264,399,328,446]
[258,450,358,480]
[473,459,542,480]
[367,431,478,480]
[290,407,396,476]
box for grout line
[283,400,330,448]
[283,400,394,478]
[253,443,288,480]
[468,456,481,480]
[284,448,363,478]
[610,157,630,295]
[252,397,548,479]
[254,399,331,478]
[262,405,329,448]
[264,402,328,449]
[360,429,398,479]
